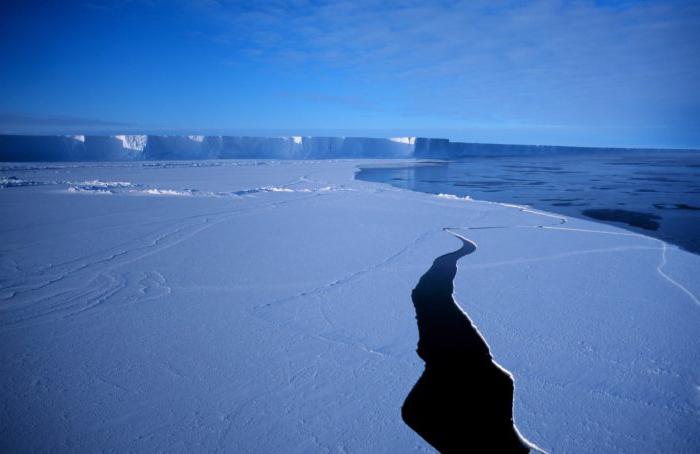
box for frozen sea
[357,151,700,255]
[1,159,699,453]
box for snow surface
[0,160,698,453]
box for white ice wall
[0,135,417,161]
[2,135,680,161]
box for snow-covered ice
[0,160,698,452]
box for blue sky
[0,0,698,148]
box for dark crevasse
[402,233,530,453]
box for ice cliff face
[114,135,147,151]
[0,135,417,161]
[0,135,674,161]
[411,137,651,158]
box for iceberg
[2,134,688,162]
[0,135,417,161]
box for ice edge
[445,229,549,454]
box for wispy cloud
[2,0,697,146]
[275,90,388,112]
[0,113,133,134]
[0,112,130,127]
[186,0,700,126]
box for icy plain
[1,160,698,453]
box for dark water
[403,233,529,453]
[357,152,700,255]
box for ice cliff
[0,134,681,161]
[0,135,420,161]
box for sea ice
[0,160,697,453]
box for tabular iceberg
[1,134,687,162]
[0,135,416,161]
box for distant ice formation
[114,134,147,151]
[389,137,416,145]
[0,134,687,161]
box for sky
[0,0,698,148]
